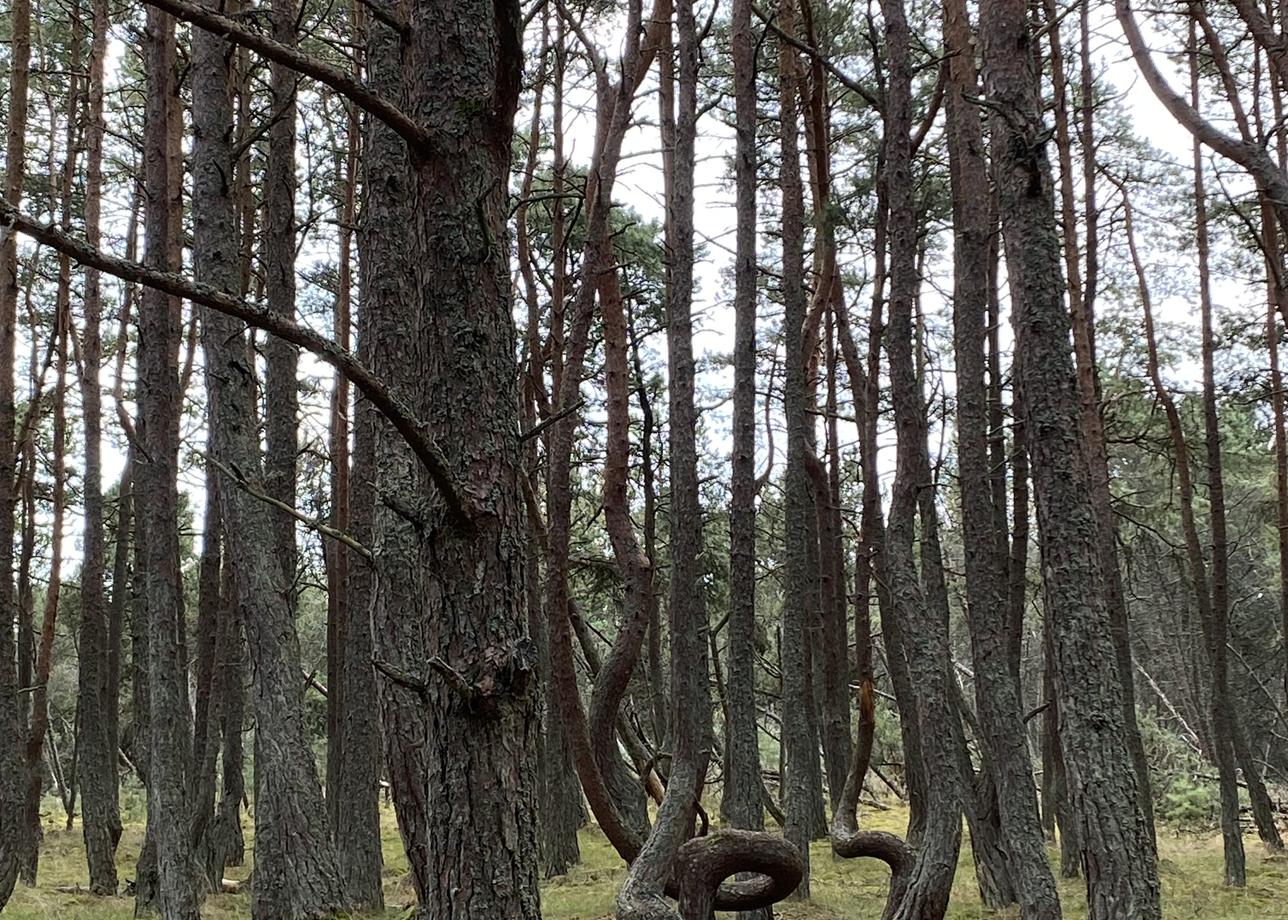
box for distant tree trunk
[778,0,817,896]
[138,7,200,916]
[721,0,766,905]
[1263,183,1288,718]
[943,0,1060,916]
[1185,44,1283,857]
[75,0,121,891]
[106,461,131,810]
[536,28,589,875]
[616,3,800,912]
[210,554,246,871]
[798,0,852,815]
[981,2,1162,916]
[1123,176,1244,883]
[0,0,32,902]
[191,474,225,890]
[20,285,69,885]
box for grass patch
[6,804,1287,918]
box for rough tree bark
[874,3,964,916]
[138,7,200,916]
[943,0,1061,916]
[721,0,768,912]
[778,0,819,895]
[190,4,347,914]
[365,0,542,912]
[981,2,1162,916]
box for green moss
[7,805,1287,918]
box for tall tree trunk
[721,0,766,908]
[138,7,200,916]
[265,0,300,599]
[0,0,32,901]
[778,0,817,895]
[617,3,800,913]
[797,0,852,815]
[329,12,384,902]
[1185,36,1283,856]
[364,0,541,912]
[75,0,121,891]
[981,3,1162,917]
[1045,0,1155,841]
[359,17,434,906]
[944,2,1059,917]
[191,472,225,889]
[191,1,348,912]
[877,4,964,917]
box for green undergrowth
[7,802,1287,918]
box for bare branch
[0,199,476,527]
[144,0,430,152]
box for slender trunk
[1186,34,1283,855]
[878,5,964,917]
[191,473,224,889]
[138,7,200,915]
[722,0,767,909]
[778,0,816,896]
[1122,175,1245,883]
[330,9,384,901]
[75,0,120,891]
[20,295,69,884]
[0,0,32,900]
[265,0,300,600]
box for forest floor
[7,801,1288,918]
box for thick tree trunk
[364,0,541,913]
[981,3,1162,916]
